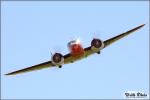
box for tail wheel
[58,65,62,68]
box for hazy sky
[1,1,149,99]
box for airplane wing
[5,61,54,75]
[103,24,145,48]
[84,24,145,57]
[6,52,75,75]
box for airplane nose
[72,45,80,51]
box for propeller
[92,30,103,39]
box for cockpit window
[68,40,76,47]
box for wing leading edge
[103,24,145,48]
[84,24,145,57]
[5,24,145,75]
[5,61,53,75]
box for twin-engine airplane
[5,24,145,75]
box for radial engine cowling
[51,53,64,66]
[91,38,104,51]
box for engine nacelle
[91,38,104,51]
[51,53,64,66]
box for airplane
[5,24,145,75]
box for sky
[1,1,149,99]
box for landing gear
[97,51,100,54]
[71,61,74,63]
[58,65,62,68]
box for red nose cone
[72,44,81,52]
[71,44,84,57]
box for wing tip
[5,72,16,76]
[140,24,146,27]
[136,24,146,31]
[5,70,24,76]
[136,24,145,30]
[5,73,9,75]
